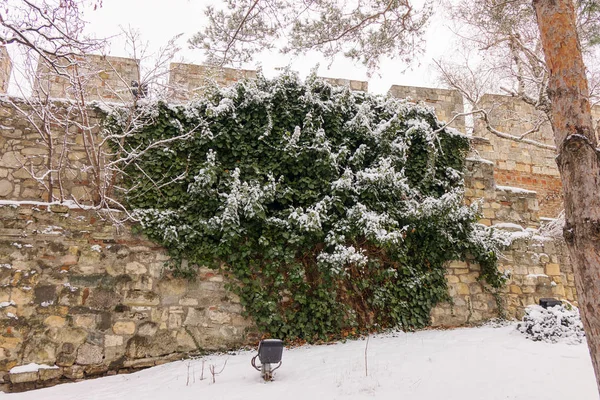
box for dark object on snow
[251,339,283,381]
[539,298,562,309]
[258,339,284,364]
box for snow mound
[517,304,585,344]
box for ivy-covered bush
[103,72,505,341]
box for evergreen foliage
[103,72,505,341]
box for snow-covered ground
[3,324,598,400]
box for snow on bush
[517,304,585,344]
[104,71,507,340]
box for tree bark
[533,0,600,392]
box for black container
[258,339,284,364]
[539,298,562,309]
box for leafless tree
[1,0,105,204]
[0,0,104,74]
[435,0,600,150]
[4,15,186,223]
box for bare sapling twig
[209,359,228,384]
[364,335,370,377]
[186,361,191,386]
[199,360,206,381]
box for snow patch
[63,283,78,292]
[10,363,59,374]
[465,156,494,165]
[492,223,524,232]
[0,199,122,212]
[0,300,16,308]
[496,185,537,194]
[526,274,549,278]
[4,325,596,400]
[41,226,63,235]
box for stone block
[207,308,232,324]
[113,321,136,335]
[76,343,103,365]
[459,273,478,283]
[34,285,56,305]
[168,312,183,329]
[0,179,13,197]
[482,208,496,219]
[83,364,109,376]
[55,351,76,367]
[88,287,121,309]
[63,365,85,379]
[104,335,124,347]
[521,286,537,294]
[184,308,208,327]
[10,288,33,306]
[44,315,66,328]
[157,277,187,296]
[125,261,147,275]
[552,284,566,297]
[73,314,96,329]
[39,367,63,381]
[510,285,522,294]
[123,358,156,369]
[455,283,470,295]
[137,322,158,337]
[125,330,176,359]
[55,328,88,346]
[122,290,159,307]
[0,151,21,168]
[469,284,483,294]
[546,263,561,276]
[9,371,39,384]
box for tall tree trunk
[533,0,600,391]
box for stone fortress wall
[0,205,253,391]
[33,55,139,102]
[3,51,596,218]
[0,51,581,391]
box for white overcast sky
[79,0,457,95]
